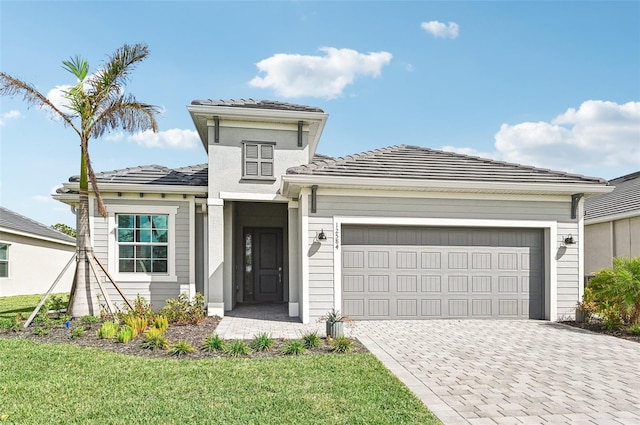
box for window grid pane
[117,214,169,274]
[244,142,274,179]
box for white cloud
[104,131,125,142]
[249,47,393,99]
[421,21,459,39]
[494,100,640,170]
[0,109,23,126]
[128,128,200,150]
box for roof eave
[187,104,329,158]
[281,174,613,198]
[0,226,76,246]
[54,182,207,205]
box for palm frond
[0,72,79,135]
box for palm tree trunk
[69,151,99,317]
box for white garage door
[341,226,544,320]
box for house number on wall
[334,223,340,249]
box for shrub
[79,315,100,329]
[70,326,86,340]
[330,336,354,353]
[124,295,155,321]
[169,339,194,357]
[588,257,640,324]
[250,332,274,352]
[142,328,170,350]
[202,333,226,352]
[281,340,307,356]
[124,316,148,337]
[97,321,119,339]
[159,292,205,325]
[117,326,135,344]
[302,331,322,349]
[152,315,169,333]
[629,323,640,336]
[47,295,67,316]
[225,340,250,357]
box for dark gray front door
[251,228,283,302]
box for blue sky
[1,1,639,228]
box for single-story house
[54,99,612,323]
[0,206,76,297]
[584,171,640,275]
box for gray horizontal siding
[91,197,192,310]
[304,194,580,321]
[314,195,571,222]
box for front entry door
[250,228,283,302]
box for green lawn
[0,295,441,424]
[0,293,68,319]
[0,338,441,424]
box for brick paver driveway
[352,320,640,425]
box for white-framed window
[243,141,275,180]
[0,243,8,278]
[117,214,168,273]
[107,205,178,282]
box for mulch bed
[561,320,640,343]
[0,316,369,359]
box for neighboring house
[584,171,640,275]
[54,99,612,322]
[0,207,76,297]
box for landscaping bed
[0,316,368,359]
[561,320,640,343]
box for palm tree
[0,43,161,317]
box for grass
[0,338,440,424]
[0,293,69,319]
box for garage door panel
[342,226,545,320]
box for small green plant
[152,315,169,333]
[70,326,86,340]
[79,315,100,329]
[250,332,274,352]
[302,331,322,349]
[629,323,640,336]
[7,314,23,332]
[0,317,15,331]
[124,316,148,337]
[225,340,250,357]
[330,336,354,353]
[121,295,155,321]
[97,321,119,339]
[318,308,346,323]
[202,333,226,352]
[47,295,67,316]
[281,340,307,356]
[169,339,194,357]
[117,325,135,344]
[142,328,170,350]
[159,292,205,325]
[33,326,51,336]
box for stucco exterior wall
[0,232,75,297]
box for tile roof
[585,171,640,221]
[190,98,324,113]
[286,145,608,185]
[64,164,208,187]
[0,206,75,243]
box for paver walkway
[217,307,640,425]
[352,320,640,425]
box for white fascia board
[0,227,76,247]
[187,104,328,123]
[281,174,613,198]
[219,192,289,202]
[58,182,207,196]
[585,210,640,225]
